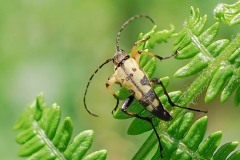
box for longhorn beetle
[83,15,207,158]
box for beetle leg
[106,75,120,114]
[151,78,207,113]
[132,36,150,63]
[138,49,178,62]
[121,96,163,157]
[132,36,179,64]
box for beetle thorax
[113,49,130,68]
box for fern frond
[14,93,107,160]
[113,7,239,159]
[214,1,240,26]
[173,7,240,105]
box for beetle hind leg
[121,96,164,158]
[151,78,208,113]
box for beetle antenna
[116,15,155,53]
[83,58,113,117]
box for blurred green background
[0,0,239,159]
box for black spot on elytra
[140,75,150,85]
[120,78,124,83]
[132,68,137,72]
[145,89,156,102]
[129,89,135,96]
[139,99,149,107]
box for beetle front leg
[106,75,120,114]
[132,36,150,63]
[151,78,207,113]
[131,36,179,64]
[121,96,163,157]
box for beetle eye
[119,49,125,54]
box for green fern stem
[31,120,67,160]
[132,132,157,160]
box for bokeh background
[0,0,239,159]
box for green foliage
[114,5,240,160]
[214,1,240,26]
[173,6,240,105]
[13,3,240,160]
[14,94,107,160]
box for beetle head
[113,49,129,67]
